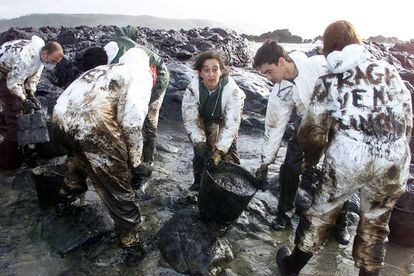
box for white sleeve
[182,86,206,145]
[395,70,413,141]
[216,87,244,153]
[118,74,153,168]
[25,64,44,93]
[6,60,31,101]
[261,89,294,165]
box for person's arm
[182,85,206,145]
[151,61,170,103]
[118,75,153,168]
[216,86,245,154]
[298,77,331,168]
[260,88,294,166]
[6,60,31,101]
[24,64,44,95]
[391,67,413,142]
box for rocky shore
[0,25,413,275]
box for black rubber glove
[255,164,268,192]
[28,95,42,111]
[132,162,153,178]
[194,142,207,158]
[22,98,36,114]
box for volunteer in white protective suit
[0,36,63,169]
[276,20,412,276]
[81,26,170,182]
[53,48,153,266]
[182,51,245,191]
[253,40,351,244]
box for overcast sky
[0,0,412,40]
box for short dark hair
[192,51,229,76]
[322,20,362,57]
[253,40,290,68]
[82,47,108,71]
[41,41,63,54]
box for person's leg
[0,79,23,170]
[352,175,404,274]
[277,160,358,275]
[333,200,351,245]
[190,142,206,191]
[272,134,303,230]
[190,120,218,191]
[223,138,240,165]
[79,130,144,265]
[142,89,166,164]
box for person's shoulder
[305,54,328,75]
[186,75,199,91]
[288,51,307,62]
[225,76,244,94]
[307,54,326,65]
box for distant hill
[367,35,403,44]
[243,29,311,43]
[0,13,240,33]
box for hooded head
[322,20,362,57]
[119,47,149,69]
[103,41,119,64]
[322,20,370,73]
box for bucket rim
[203,161,257,196]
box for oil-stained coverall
[259,51,351,230]
[296,44,412,272]
[52,48,154,247]
[104,26,170,164]
[182,75,245,186]
[0,35,45,169]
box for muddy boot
[334,202,350,245]
[271,212,289,231]
[56,193,81,215]
[276,246,312,276]
[274,164,299,231]
[190,142,206,192]
[334,226,350,245]
[124,242,146,267]
[189,174,201,191]
[359,267,379,276]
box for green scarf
[198,76,228,120]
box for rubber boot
[271,212,289,231]
[189,174,201,191]
[124,242,146,267]
[273,163,299,231]
[334,201,350,245]
[359,267,379,276]
[276,246,313,276]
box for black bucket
[16,111,50,147]
[32,160,67,209]
[36,122,68,158]
[389,183,414,247]
[198,162,257,225]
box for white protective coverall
[0,35,45,169]
[260,51,327,219]
[182,75,245,180]
[53,48,153,247]
[296,44,412,272]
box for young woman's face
[199,58,222,90]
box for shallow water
[1,121,413,275]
